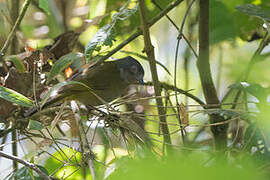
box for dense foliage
[0,0,270,179]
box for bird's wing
[69,62,119,91]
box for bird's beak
[138,78,144,85]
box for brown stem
[0,151,51,180]
[221,31,270,103]
[97,0,184,64]
[138,0,172,152]
[0,0,32,62]
[12,129,18,172]
[144,81,205,107]
[10,0,20,172]
[71,102,96,180]
[60,0,68,31]
[151,0,198,58]
[197,0,227,150]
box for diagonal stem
[138,0,172,152]
[197,0,227,150]
[0,0,32,62]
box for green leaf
[112,2,138,21]
[228,82,248,90]
[210,0,236,44]
[245,83,268,102]
[36,165,50,175]
[40,80,93,108]
[0,86,34,107]
[108,153,266,180]
[236,4,270,22]
[44,147,90,179]
[39,0,50,15]
[229,82,268,102]
[85,1,138,60]
[7,167,31,180]
[47,52,84,82]
[85,24,115,60]
[6,55,25,73]
[6,166,49,180]
[28,120,44,130]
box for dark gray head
[116,56,144,84]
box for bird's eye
[130,65,137,74]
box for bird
[24,56,144,117]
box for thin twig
[120,50,172,76]
[175,0,196,143]
[96,0,184,64]
[45,128,69,160]
[144,81,205,106]
[139,0,172,151]
[221,31,270,103]
[197,0,229,150]
[151,0,198,58]
[10,0,20,171]
[71,101,96,180]
[0,151,51,180]
[0,0,32,62]
[216,45,223,94]
[153,0,197,145]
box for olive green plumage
[25,56,144,117]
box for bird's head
[116,56,144,85]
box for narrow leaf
[47,52,84,82]
[6,55,25,73]
[39,0,50,14]
[112,1,138,21]
[40,80,93,108]
[0,86,34,107]
[84,1,138,60]
[236,4,270,22]
[28,120,44,130]
[85,24,115,59]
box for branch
[11,0,20,172]
[138,0,172,151]
[0,151,51,180]
[0,0,32,62]
[151,0,198,58]
[173,0,196,145]
[221,31,270,103]
[144,82,205,107]
[96,0,184,64]
[197,0,227,150]
[70,101,96,180]
[197,0,219,106]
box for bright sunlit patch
[252,0,261,5]
[110,10,118,19]
[0,123,5,130]
[34,12,45,21]
[128,1,137,9]
[40,73,46,79]
[90,0,107,18]
[34,25,49,37]
[60,123,70,132]
[147,86,155,95]
[72,6,89,16]
[86,119,105,128]
[50,89,58,98]
[135,104,144,113]
[79,26,98,46]
[27,38,53,49]
[70,17,83,28]
[76,0,88,6]
[240,81,249,87]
